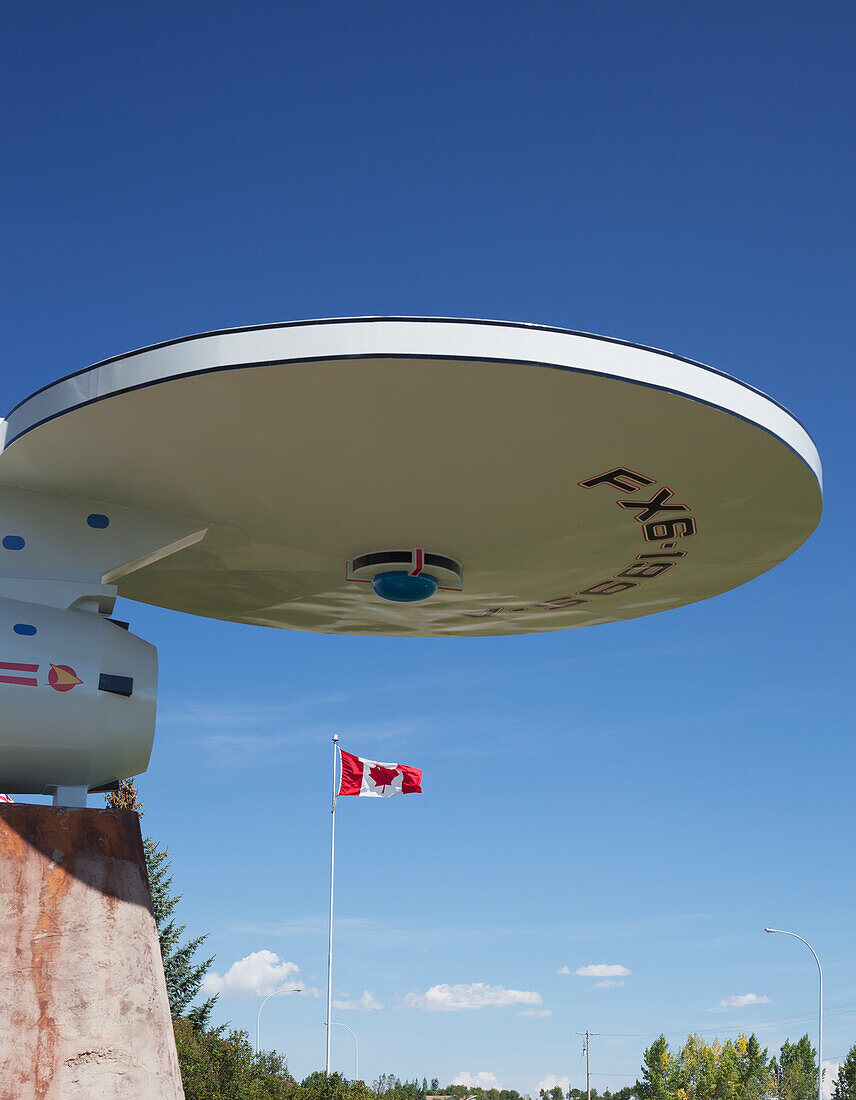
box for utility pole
[576,1030,598,1100]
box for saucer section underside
[0,355,821,636]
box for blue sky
[2,1,854,1093]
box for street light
[328,1020,359,1081]
[765,928,823,1100]
[256,988,302,1056]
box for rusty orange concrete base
[0,804,185,1100]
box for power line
[591,997,856,1042]
[451,997,856,1080]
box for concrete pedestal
[0,804,184,1099]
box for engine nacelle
[0,597,156,794]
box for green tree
[679,1033,723,1099]
[636,1031,773,1100]
[832,1042,856,1100]
[302,1071,375,1100]
[736,1034,772,1100]
[173,1021,294,1100]
[638,1035,678,1100]
[105,777,217,1029]
[773,1036,818,1100]
[147,837,218,1027]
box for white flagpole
[325,734,339,1075]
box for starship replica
[0,318,821,798]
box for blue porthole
[87,514,110,529]
[371,570,439,603]
[13,624,37,636]
[2,535,25,550]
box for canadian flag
[338,749,422,798]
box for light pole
[328,1020,359,1080]
[765,928,823,1100]
[256,988,302,1056]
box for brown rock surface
[0,804,184,1099]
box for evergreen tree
[637,1035,677,1100]
[105,777,217,1029]
[146,837,218,1028]
[773,1036,818,1100]
[737,1033,772,1100]
[832,1042,856,1100]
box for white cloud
[519,1007,552,1018]
[575,964,631,978]
[538,1076,571,1092]
[453,1072,501,1089]
[594,979,625,989]
[333,990,383,1011]
[202,950,303,1000]
[717,993,771,1008]
[403,982,543,1012]
[822,1062,841,1100]
[557,965,572,974]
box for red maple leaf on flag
[369,764,399,791]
